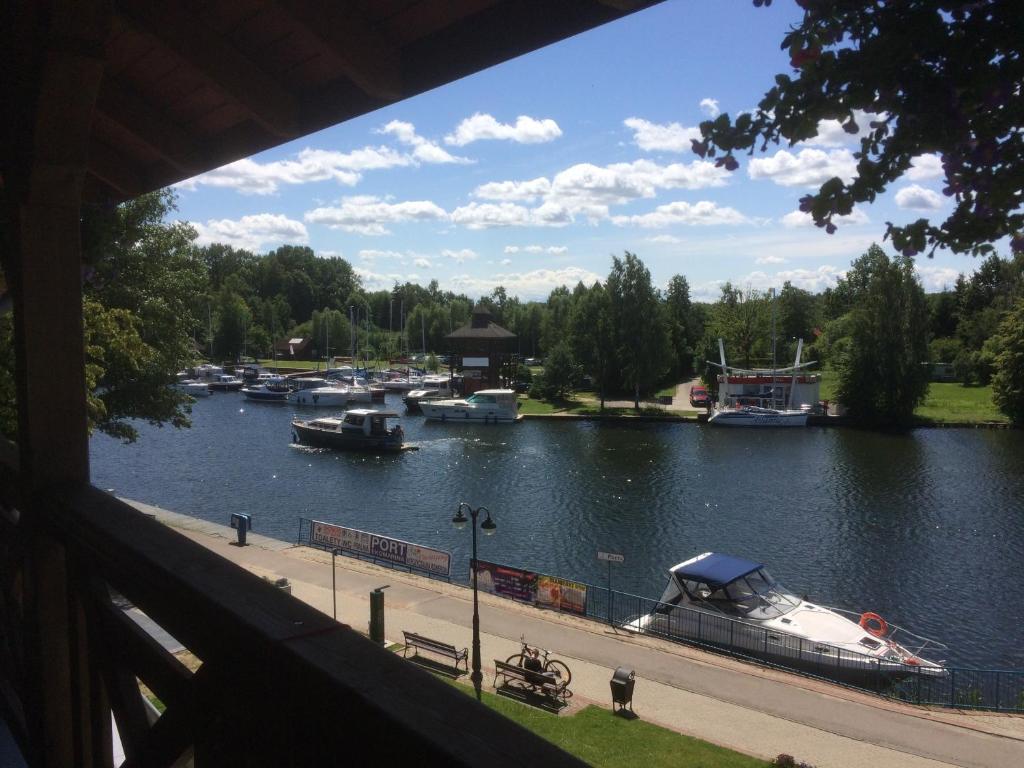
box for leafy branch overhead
[695,1,1023,258]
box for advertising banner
[310,520,451,576]
[471,559,537,602]
[536,574,588,616]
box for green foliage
[569,281,615,408]
[928,337,963,367]
[699,1,1024,258]
[831,246,931,427]
[991,298,1024,425]
[536,342,577,400]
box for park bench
[402,630,468,672]
[493,660,570,704]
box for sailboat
[707,290,816,427]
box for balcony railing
[0,446,583,767]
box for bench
[402,630,468,672]
[493,660,570,703]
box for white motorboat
[176,380,211,397]
[287,384,351,407]
[207,373,244,392]
[241,376,290,403]
[629,552,946,684]
[403,375,454,411]
[708,404,808,427]
[420,389,520,423]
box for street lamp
[453,502,496,701]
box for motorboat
[176,380,211,398]
[708,403,809,427]
[287,384,351,407]
[628,552,946,684]
[420,389,520,423]
[241,376,290,403]
[207,373,244,392]
[291,409,405,452]
[403,375,454,412]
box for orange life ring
[859,612,889,637]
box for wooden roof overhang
[4,0,663,203]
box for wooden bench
[493,660,570,703]
[402,630,468,672]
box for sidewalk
[129,500,1024,768]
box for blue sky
[174,0,973,302]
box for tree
[607,253,670,409]
[697,1,1024,258]
[991,298,1024,425]
[570,282,616,410]
[830,246,930,427]
[535,342,577,400]
[665,275,701,379]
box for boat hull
[292,423,403,452]
[420,403,518,422]
[288,389,350,407]
[242,387,288,402]
[708,409,808,427]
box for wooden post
[2,2,111,765]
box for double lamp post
[452,502,496,701]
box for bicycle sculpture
[506,636,572,690]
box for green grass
[518,395,685,419]
[654,383,678,398]
[445,681,766,768]
[915,382,1006,423]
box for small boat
[176,380,211,397]
[207,374,244,392]
[420,389,520,423]
[629,552,946,684]
[291,409,405,452]
[241,376,290,403]
[287,385,351,407]
[708,403,809,427]
[403,375,454,412]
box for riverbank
[129,500,1024,768]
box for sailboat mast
[770,288,777,408]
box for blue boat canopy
[671,553,764,588]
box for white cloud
[804,110,885,148]
[505,244,567,255]
[377,120,469,164]
[448,266,602,301]
[781,207,870,228]
[442,248,478,264]
[647,234,683,244]
[358,249,405,264]
[449,202,555,230]
[740,265,846,294]
[474,177,552,202]
[623,117,701,153]
[413,257,432,269]
[612,200,748,228]
[189,213,308,251]
[895,184,944,210]
[905,153,943,181]
[500,258,512,266]
[915,264,960,292]
[444,113,562,146]
[354,266,412,291]
[748,148,857,187]
[700,99,720,118]
[755,255,788,265]
[304,196,447,235]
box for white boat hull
[288,388,350,407]
[708,408,808,427]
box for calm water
[90,392,1024,669]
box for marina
[90,388,1024,672]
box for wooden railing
[0,450,583,766]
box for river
[89,391,1024,669]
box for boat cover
[671,553,763,588]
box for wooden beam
[274,0,402,101]
[88,139,149,199]
[116,0,300,138]
[96,78,205,175]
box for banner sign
[472,559,587,615]
[597,551,625,564]
[311,520,451,576]
[536,574,588,616]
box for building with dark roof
[446,305,517,394]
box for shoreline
[520,411,1015,429]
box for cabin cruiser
[287,384,352,407]
[708,402,809,427]
[420,389,520,423]
[403,375,454,412]
[291,409,405,452]
[207,373,244,392]
[241,375,290,402]
[176,380,211,397]
[629,552,946,683]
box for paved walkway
[129,500,1024,768]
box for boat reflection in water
[628,552,947,685]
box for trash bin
[229,513,251,546]
[610,666,635,713]
[369,585,389,645]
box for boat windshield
[467,394,496,404]
[694,569,799,619]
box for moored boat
[176,380,211,397]
[628,552,946,684]
[207,373,244,392]
[420,389,520,423]
[241,376,290,402]
[287,385,351,407]
[291,409,405,452]
[708,404,808,427]
[403,375,454,412]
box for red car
[689,385,712,407]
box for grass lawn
[445,680,767,768]
[518,395,682,419]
